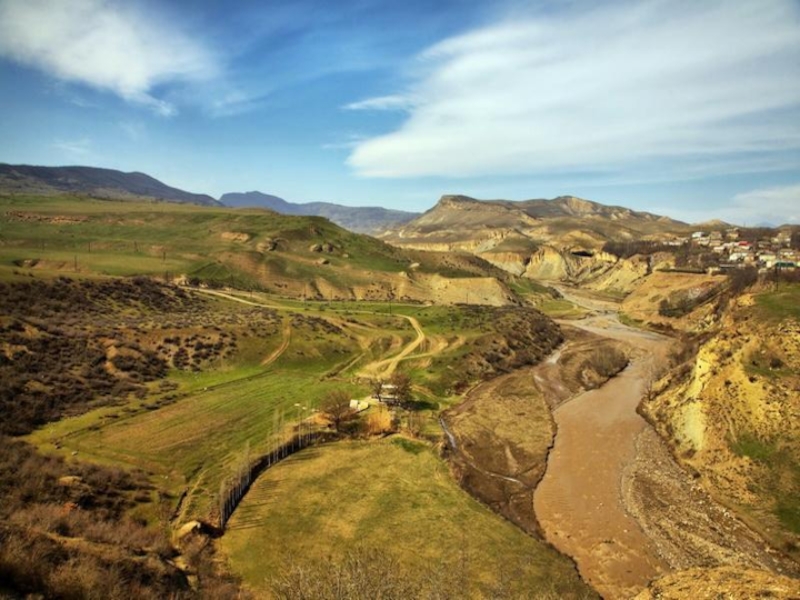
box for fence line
[218,425,328,529]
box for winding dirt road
[195,288,428,379]
[357,314,425,379]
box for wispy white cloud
[207,90,267,118]
[322,133,369,151]
[669,183,800,225]
[727,183,800,226]
[343,95,415,111]
[51,137,92,159]
[348,0,800,179]
[0,0,217,116]
[119,121,145,142]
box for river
[533,291,675,598]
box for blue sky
[0,0,799,225]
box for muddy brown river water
[532,290,798,597]
[534,314,674,598]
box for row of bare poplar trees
[218,413,318,529]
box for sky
[0,0,799,225]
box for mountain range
[219,191,418,234]
[0,164,702,245]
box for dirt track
[357,314,425,379]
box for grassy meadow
[221,437,594,599]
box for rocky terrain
[635,566,800,599]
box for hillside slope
[220,190,418,234]
[0,195,517,306]
[0,164,218,206]
[642,283,800,568]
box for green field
[0,195,409,289]
[221,438,594,599]
[25,292,424,521]
[754,283,800,323]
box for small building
[377,383,397,403]
[775,261,797,270]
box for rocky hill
[220,190,418,235]
[0,164,219,206]
[381,194,693,287]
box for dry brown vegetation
[0,278,251,598]
[268,546,582,600]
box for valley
[1,192,798,599]
[2,0,799,596]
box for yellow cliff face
[642,286,800,561]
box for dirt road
[357,314,425,379]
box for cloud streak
[347,0,800,179]
[343,95,415,111]
[728,183,800,226]
[0,0,217,115]
[51,137,92,159]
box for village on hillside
[669,228,799,273]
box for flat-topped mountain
[381,194,695,284]
[220,190,419,235]
[383,194,690,248]
[0,164,219,206]
[390,194,686,239]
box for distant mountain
[380,194,694,278]
[221,191,293,212]
[383,194,689,245]
[220,191,419,235]
[0,164,219,206]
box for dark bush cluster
[0,276,201,322]
[0,326,167,436]
[602,240,677,259]
[435,306,563,393]
[291,313,344,335]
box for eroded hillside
[642,283,800,566]
[381,194,693,291]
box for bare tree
[389,372,412,407]
[369,378,384,400]
[321,389,354,433]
